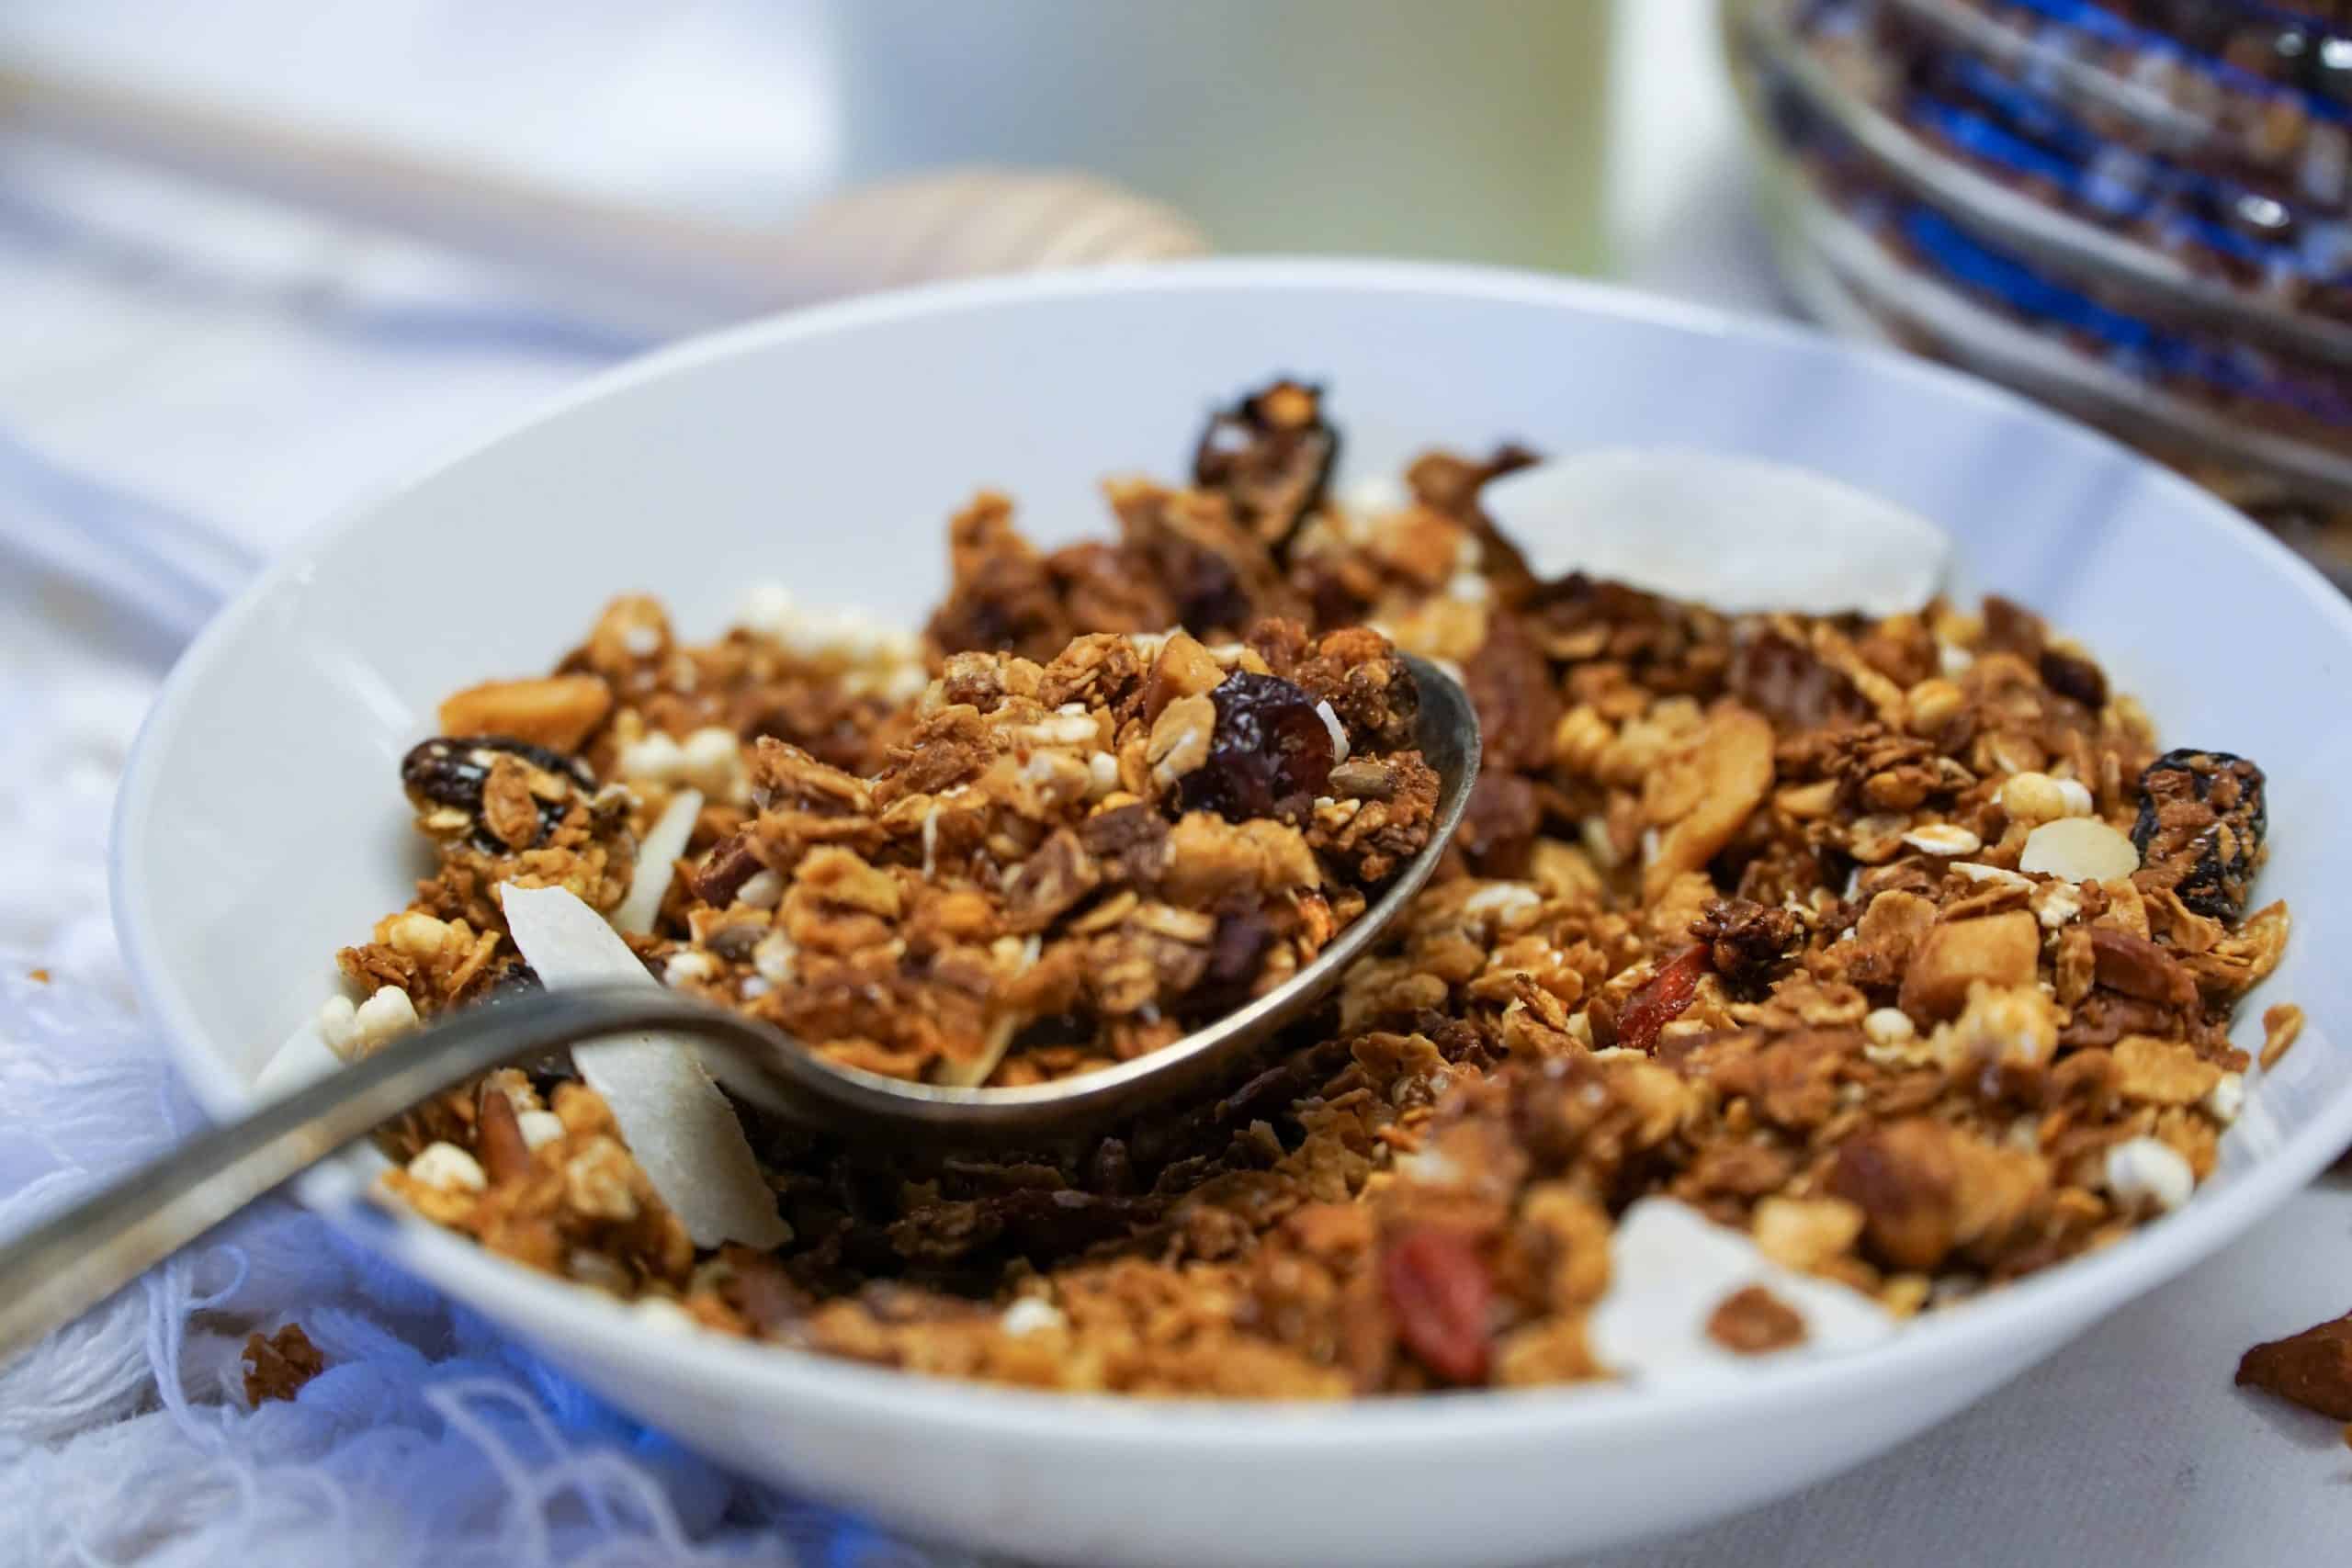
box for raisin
[400,736,593,852]
[2086,927,2197,1008]
[1179,671,1334,822]
[1191,378,1338,553]
[2037,648,2108,709]
[2131,749,2267,919]
[1188,904,1273,1013]
[1380,1225,1492,1385]
[1615,943,1713,1054]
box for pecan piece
[474,1080,533,1186]
[2088,928,2197,1008]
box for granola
[322,378,2296,1399]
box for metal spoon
[0,655,1477,1364]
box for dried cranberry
[1179,671,1335,822]
[1380,1226,1492,1384]
[1615,943,1713,1054]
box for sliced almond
[501,883,787,1249]
[2018,818,2140,884]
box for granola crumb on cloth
[242,1323,326,1405]
[325,378,2296,1399]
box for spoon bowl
[711,650,1478,1140]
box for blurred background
[15,0,2352,634]
[0,2,1758,625]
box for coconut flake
[1314,699,1351,764]
[1481,450,1950,616]
[501,883,788,1249]
[1588,1198,1896,1382]
[612,788,704,935]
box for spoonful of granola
[0,631,1476,1361]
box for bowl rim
[109,254,2352,1449]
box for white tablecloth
[5,31,2349,1566]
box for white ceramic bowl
[113,260,2352,1567]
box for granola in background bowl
[314,378,2293,1399]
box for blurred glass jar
[814,0,1613,270]
[0,0,1613,272]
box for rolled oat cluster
[326,379,2292,1399]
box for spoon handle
[0,987,754,1368]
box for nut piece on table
[1897,910,2040,1020]
[2238,1312,2352,1422]
[438,674,614,753]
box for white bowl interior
[112,262,2352,1566]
